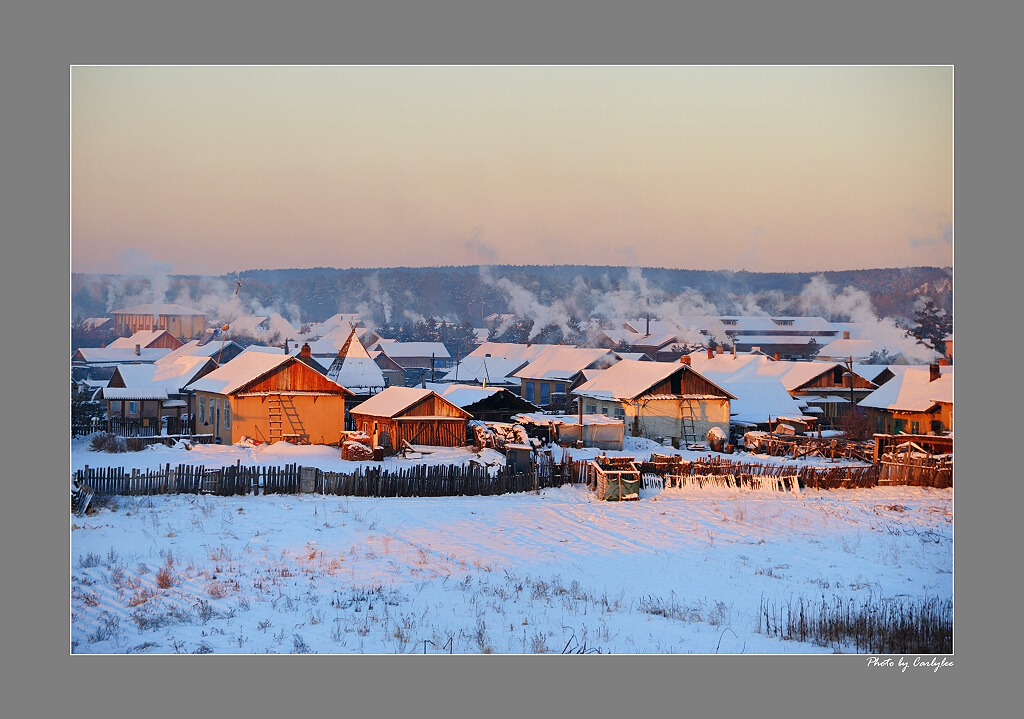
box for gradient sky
[72,66,952,276]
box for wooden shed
[349,386,471,453]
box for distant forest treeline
[71,265,952,330]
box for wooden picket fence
[72,460,569,500]
[568,455,882,491]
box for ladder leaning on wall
[267,393,283,443]
[680,398,701,447]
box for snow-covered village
[70,66,953,656]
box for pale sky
[71,66,952,276]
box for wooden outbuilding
[349,386,471,453]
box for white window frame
[198,396,206,424]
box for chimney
[774,353,781,361]
[680,355,691,366]
[929,363,940,382]
[300,343,312,359]
[938,358,950,366]
[135,344,141,356]
[707,347,714,359]
[843,330,850,340]
[731,345,736,357]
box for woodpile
[341,430,374,461]
[471,421,531,450]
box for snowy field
[70,437,953,655]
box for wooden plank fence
[72,460,569,500]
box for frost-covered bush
[90,432,127,453]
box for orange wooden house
[184,346,351,445]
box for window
[586,404,597,414]
[601,407,608,415]
[198,396,205,424]
[128,401,139,415]
[555,383,566,395]
[209,398,216,426]
[224,399,230,428]
[833,368,844,384]
[910,421,919,434]
[540,384,551,405]
[894,418,905,434]
[613,407,625,419]
[524,382,535,402]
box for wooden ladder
[267,393,283,442]
[680,399,701,447]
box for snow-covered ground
[70,437,953,654]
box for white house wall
[581,397,730,444]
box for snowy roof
[107,330,178,349]
[614,353,650,362]
[376,342,451,360]
[601,330,679,349]
[712,380,803,424]
[512,347,618,381]
[858,368,953,412]
[156,339,245,364]
[72,347,173,364]
[325,328,387,391]
[573,359,733,401]
[349,386,465,418]
[816,338,894,359]
[424,383,531,410]
[687,353,845,392]
[82,317,112,330]
[720,316,839,333]
[440,356,530,385]
[623,319,688,335]
[112,303,205,316]
[467,342,562,363]
[730,334,827,347]
[102,356,213,399]
[184,350,298,395]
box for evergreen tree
[906,300,952,353]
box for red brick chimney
[707,347,714,359]
[938,358,950,366]
[774,353,781,361]
[300,343,312,359]
[929,363,940,382]
[680,355,691,365]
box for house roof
[426,383,538,411]
[718,380,808,424]
[156,338,245,364]
[102,356,214,399]
[573,359,735,401]
[349,386,469,418]
[858,368,953,412]
[601,330,679,350]
[512,346,618,381]
[687,353,851,392]
[325,328,387,392]
[467,342,561,363]
[816,337,895,359]
[107,330,179,349]
[375,342,452,360]
[184,349,339,396]
[439,356,530,385]
[72,347,173,364]
[112,303,206,316]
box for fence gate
[299,467,318,493]
[201,469,221,494]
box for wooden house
[859,364,953,436]
[573,358,735,447]
[371,341,452,386]
[349,386,471,452]
[111,303,207,341]
[101,355,218,436]
[184,346,351,445]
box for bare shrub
[155,565,174,589]
[207,580,230,599]
[835,409,873,442]
[90,432,126,453]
